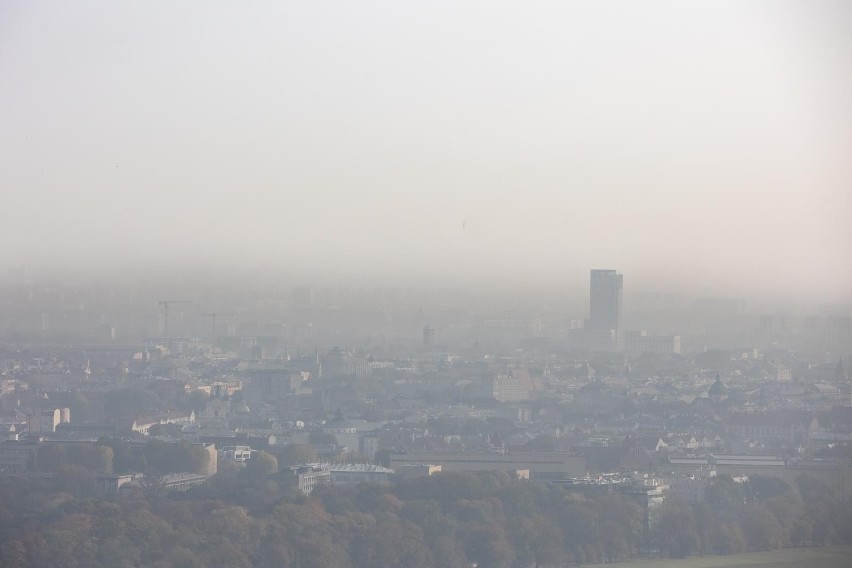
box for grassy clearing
[580,546,852,568]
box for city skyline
[1,2,851,566]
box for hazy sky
[2,1,850,302]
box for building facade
[589,269,623,333]
[390,451,585,481]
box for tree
[351,518,433,568]
[513,514,563,568]
[790,517,813,547]
[559,496,601,564]
[290,532,350,568]
[144,440,209,475]
[148,422,184,438]
[276,444,319,467]
[90,444,114,474]
[245,451,278,479]
[36,443,113,475]
[0,540,26,568]
[103,388,158,417]
[598,495,643,559]
[740,503,784,550]
[36,444,66,473]
[794,475,839,545]
[747,475,794,503]
[459,524,515,568]
[100,438,147,473]
[258,526,294,568]
[201,541,253,568]
[400,500,455,540]
[164,545,204,568]
[182,391,208,415]
[654,499,700,558]
[709,521,747,554]
[429,534,468,568]
[705,475,744,517]
[65,391,93,422]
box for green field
[581,546,852,568]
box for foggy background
[1,0,850,305]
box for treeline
[33,439,209,478]
[0,469,850,568]
[653,474,852,557]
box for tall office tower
[423,324,435,346]
[589,269,623,333]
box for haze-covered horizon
[2,1,850,305]
[2,262,847,319]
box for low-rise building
[0,438,40,476]
[397,464,442,478]
[390,450,585,482]
[159,472,207,492]
[281,464,332,495]
[220,445,252,463]
[95,473,144,494]
[624,331,681,354]
[328,463,394,487]
[131,410,196,435]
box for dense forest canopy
[0,468,849,568]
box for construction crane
[158,300,191,337]
[201,311,242,343]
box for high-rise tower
[589,269,623,334]
[423,324,435,346]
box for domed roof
[325,408,355,427]
[708,374,727,396]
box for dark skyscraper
[423,324,435,346]
[589,269,623,333]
